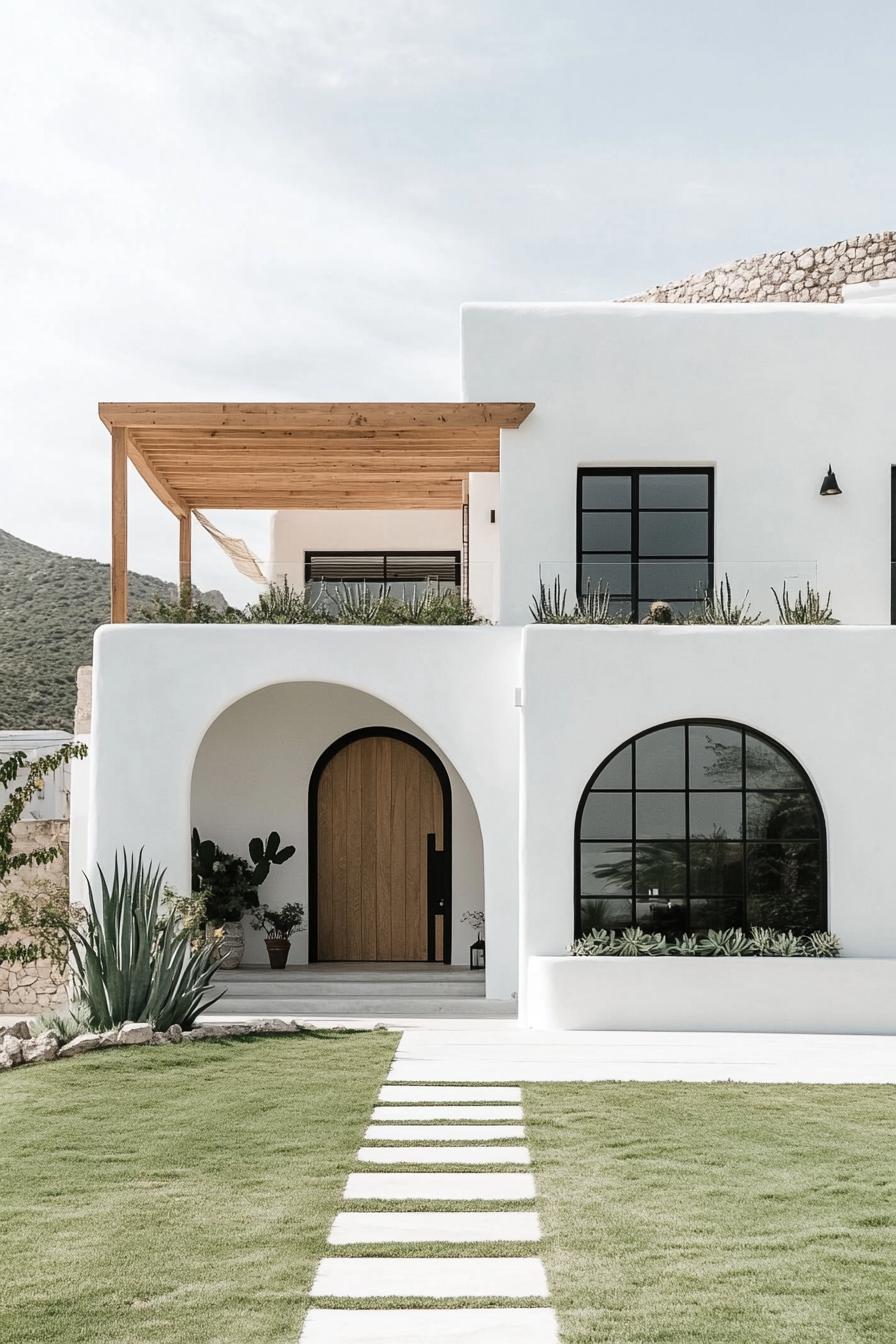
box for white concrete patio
[388,1026,896,1084]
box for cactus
[248,831,297,887]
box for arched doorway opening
[309,727,451,963]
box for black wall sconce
[819,465,842,497]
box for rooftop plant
[687,574,767,626]
[529,576,627,624]
[772,581,838,625]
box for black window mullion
[741,729,748,929]
[631,738,637,927]
[633,470,640,617]
[684,726,691,933]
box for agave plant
[698,928,751,956]
[771,581,838,625]
[67,852,223,1032]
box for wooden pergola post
[110,427,128,623]
[179,511,192,606]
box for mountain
[0,529,223,731]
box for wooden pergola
[98,401,534,622]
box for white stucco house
[81,297,896,1032]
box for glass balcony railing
[153,559,499,625]
[533,561,826,625]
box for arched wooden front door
[309,728,451,962]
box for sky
[1,0,895,604]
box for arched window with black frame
[575,720,826,937]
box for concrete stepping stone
[371,1104,523,1121]
[344,1172,536,1201]
[328,1211,542,1244]
[357,1145,531,1166]
[378,1085,522,1102]
[310,1255,548,1299]
[299,1307,559,1342]
[365,1123,526,1142]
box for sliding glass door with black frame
[577,468,714,622]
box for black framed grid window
[575,720,826,938]
[305,551,461,603]
[577,468,714,622]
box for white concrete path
[300,1308,559,1342]
[343,1171,537,1201]
[389,1026,896,1083]
[311,1256,548,1299]
[300,1058,556,1343]
[328,1212,542,1244]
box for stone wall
[624,231,896,303]
[0,820,69,1013]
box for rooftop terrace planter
[526,955,896,1035]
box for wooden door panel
[316,734,442,961]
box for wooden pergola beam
[99,401,535,619]
[99,402,533,430]
[110,427,128,624]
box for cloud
[0,0,894,598]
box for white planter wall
[528,955,896,1035]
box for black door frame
[308,726,453,963]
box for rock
[117,1021,152,1046]
[98,1030,119,1048]
[0,1034,24,1064]
[58,1033,102,1059]
[151,1031,167,1045]
[166,1024,183,1043]
[0,1050,15,1069]
[21,1031,60,1063]
[796,251,814,269]
[5,1021,32,1041]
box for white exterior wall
[519,624,896,1014]
[191,682,484,967]
[467,472,500,621]
[270,509,462,591]
[87,624,521,998]
[461,302,896,626]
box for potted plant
[191,829,296,968]
[250,902,305,969]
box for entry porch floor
[207,962,517,1027]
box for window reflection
[576,722,825,936]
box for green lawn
[526,1082,896,1343]
[0,1031,396,1344]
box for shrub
[67,851,223,1031]
[568,926,841,957]
[244,577,329,624]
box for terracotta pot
[265,937,291,970]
